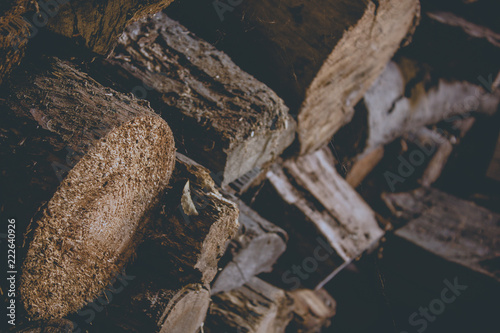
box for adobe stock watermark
[212,0,244,21]
[70,269,135,333]
[10,0,73,51]
[281,237,335,290]
[400,277,468,333]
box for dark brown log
[0,0,34,84]
[100,280,211,333]
[167,0,421,153]
[1,56,176,320]
[205,277,294,333]
[287,289,336,333]
[332,57,500,184]
[98,12,296,185]
[45,0,174,54]
[383,187,500,282]
[247,147,384,289]
[141,154,240,285]
[211,200,288,294]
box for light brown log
[205,277,294,333]
[287,289,337,333]
[248,147,384,289]
[2,56,176,320]
[45,0,175,54]
[211,200,288,294]
[167,0,421,154]
[98,12,296,185]
[383,187,500,282]
[141,154,240,285]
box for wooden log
[140,154,240,285]
[97,12,296,185]
[246,147,384,289]
[287,289,337,333]
[332,57,500,184]
[383,187,500,282]
[0,0,33,84]
[204,277,294,333]
[211,200,288,294]
[45,0,175,54]
[167,0,421,153]
[97,278,211,333]
[1,56,176,320]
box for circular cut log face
[20,115,175,320]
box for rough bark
[45,0,175,54]
[96,12,296,185]
[167,0,421,153]
[0,0,35,84]
[211,200,288,294]
[383,187,500,282]
[1,56,176,320]
[140,154,240,285]
[205,277,294,333]
[332,57,500,184]
[247,147,384,289]
[287,289,337,333]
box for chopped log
[0,0,34,84]
[1,56,176,320]
[97,12,296,185]
[287,289,337,333]
[140,153,240,285]
[211,200,288,294]
[45,0,174,54]
[332,58,500,184]
[96,273,210,333]
[383,187,500,282]
[247,147,384,289]
[167,0,421,153]
[204,277,294,333]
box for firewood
[287,289,337,333]
[246,147,384,289]
[211,200,288,294]
[45,0,175,54]
[97,277,210,333]
[332,57,500,185]
[167,0,421,153]
[204,277,294,333]
[140,154,240,285]
[96,12,296,185]
[383,187,500,282]
[1,56,176,320]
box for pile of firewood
[1,0,499,332]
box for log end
[20,115,176,320]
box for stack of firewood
[1,0,499,332]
